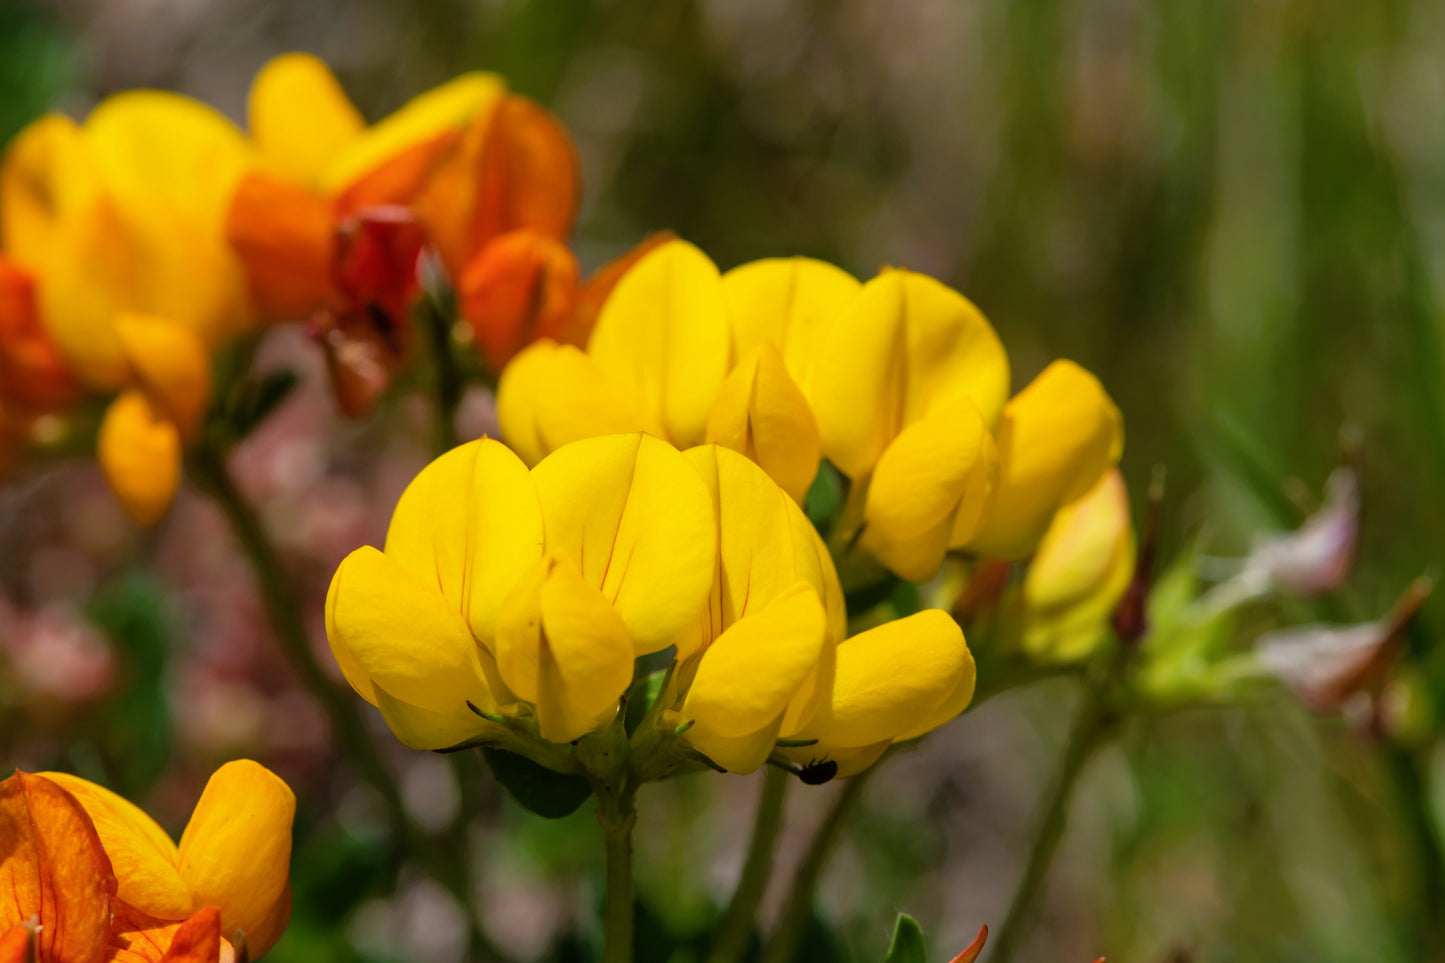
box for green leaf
[805,460,845,535]
[885,914,927,963]
[482,748,593,819]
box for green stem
[193,438,512,963]
[761,767,875,963]
[708,767,791,963]
[1383,746,1445,962]
[989,684,1115,963]
[421,294,463,454]
[598,782,638,963]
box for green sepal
[483,747,593,819]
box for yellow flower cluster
[326,434,974,777]
[498,240,1124,582]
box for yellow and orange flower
[0,762,295,963]
[224,53,599,395]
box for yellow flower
[965,360,1124,561]
[1019,469,1135,663]
[497,240,853,501]
[672,446,976,775]
[0,93,252,523]
[0,761,295,962]
[325,433,717,748]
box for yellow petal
[325,545,493,718]
[1022,468,1134,663]
[859,396,997,581]
[381,437,545,642]
[721,256,860,394]
[176,760,294,957]
[36,772,191,922]
[797,609,971,748]
[0,114,100,271]
[966,360,1123,560]
[496,340,661,467]
[83,91,251,237]
[248,53,365,190]
[812,268,1009,480]
[705,341,820,503]
[494,554,635,743]
[531,433,716,655]
[778,740,889,779]
[681,445,844,656]
[373,686,492,752]
[98,390,182,527]
[585,239,732,447]
[114,313,212,436]
[681,582,827,773]
[320,72,505,195]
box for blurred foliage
[5,0,1445,961]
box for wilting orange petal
[0,771,117,963]
[0,255,77,409]
[107,903,223,963]
[949,924,988,963]
[419,95,580,279]
[459,229,579,372]
[224,171,336,322]
[570,231,676,343]
[332,207,427,335]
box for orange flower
[0,763,294,963]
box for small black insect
[796,757,838,785]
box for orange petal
[571,231,676,341]
[332,131,457,217]
[458,229,579,373]
[949,924,988,963]
[0,925,31,963]
[224,171,336,322]
[332,207,427,334]
[0,771,117,963]
[0,254,77,409]
[107,903,223,963]
[418,95,580,278]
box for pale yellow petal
[320,72,505,194]
[531,434,715,655]
[496,340,661,467]
[248,53,366,189]
[721,256,860,393]
[705,341,820,503]
[98,390,182,527]
[36,772,191,921]
[585,239,732,447]
[966,360,1123,560]
[176,761,294,956]
[812,268,1009,479]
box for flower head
[0,761,294,963]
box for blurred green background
[4,0,1445,961]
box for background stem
[989,684,1115,963]
[421,292,463,454]
[761,767,874,963]
[707,767,791,963]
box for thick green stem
[761,767,875,963]
[598,783,638,963]
[989,685,1115,963]
[708,767,791,963]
